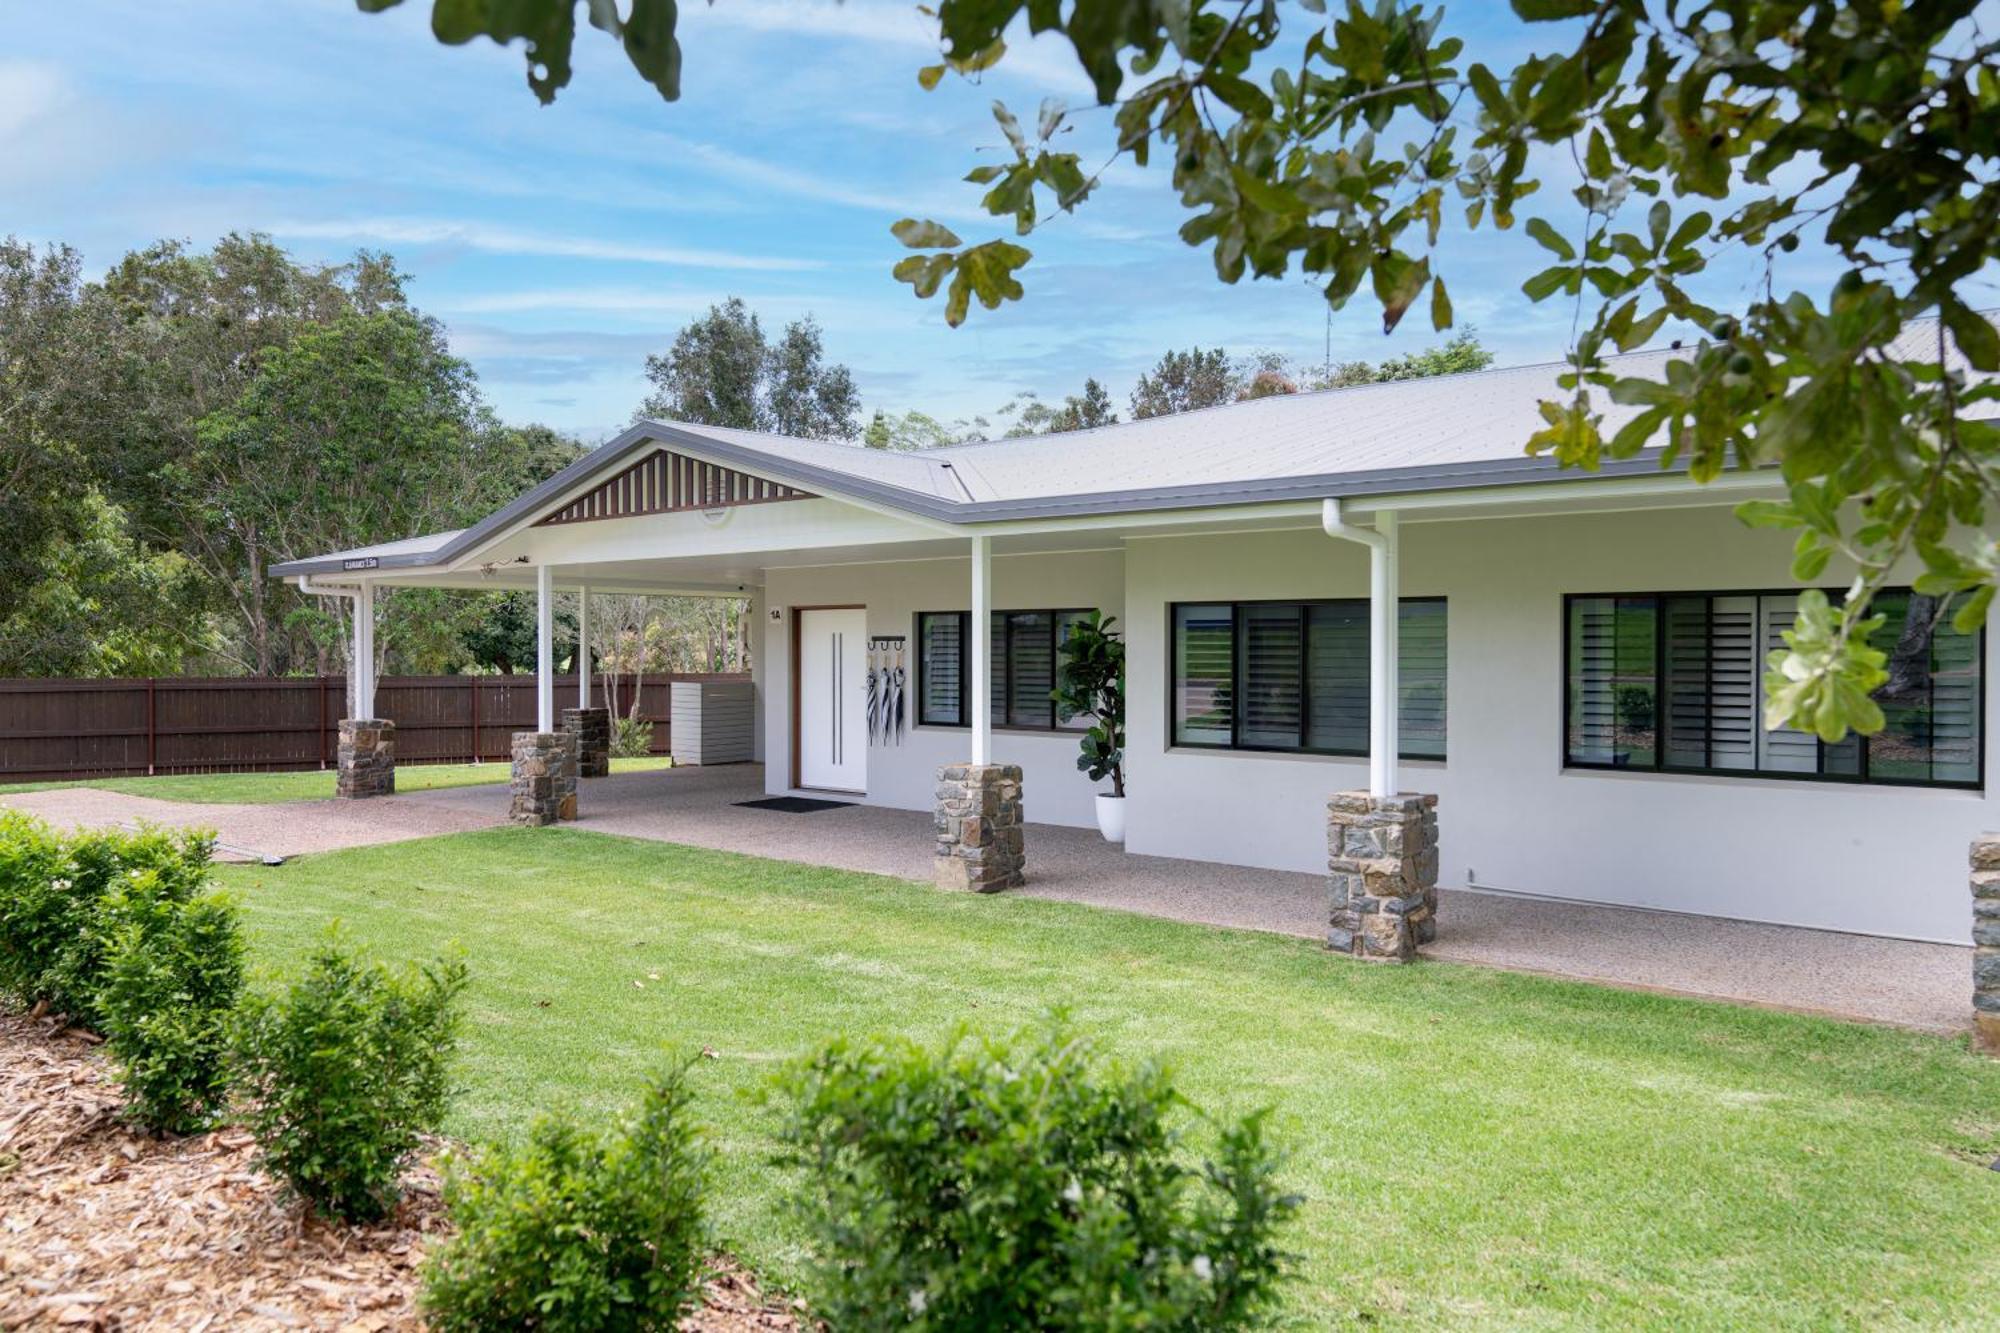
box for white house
[272,328,1993,948]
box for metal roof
[273,316,1990,578]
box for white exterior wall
[761,550,1125,828]
[1124,508,1995,944]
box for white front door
[797,608,867,792]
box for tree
[0,241,100,630]
[192,309,502,678]
[0,491,209,676]
[1004,379,1118,436]
[354,3,2000,740]
[1307,329,1496,390]
[638,298,859,439]
[866,409,987,450]
[1129,347,1238,419]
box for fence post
[146,678,157,776]
[319,676,329,769]
[469,675,480,764]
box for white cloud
[266,217,822,271]
[685,0,1097,98]
[0,59,68,137]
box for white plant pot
[1094,793,1127,844]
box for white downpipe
[1321,499,1399,798]
[353,582,376,721]
[577,585,591,708]
[969,535,992,765]
[536,564,555,733]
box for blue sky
[7,0,1865,441]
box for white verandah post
[1368,509,1399,798]
[576,584,591,709]
[536,563,555,733]
[969,535,992,765]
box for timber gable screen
[536,449,813,526]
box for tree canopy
[0,233,584,679]
[360,0,2000,741]
[1130,347,1238,419]
[639,298,861,439]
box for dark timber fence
[0,674,749,783]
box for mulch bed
[0,1014,801,1331]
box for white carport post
[335,579,393,799]
[576,584,591,708]
[1321,499,1435,961]
[535,563,555,733]
[512,560,577,826]
[352,581,376,721]
[969,535,992,765]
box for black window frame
[1561,587,1986,791]
[1167,597,1448,760]
[914,608,1097,731]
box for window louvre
[915,608,1095,732]
[1171,598,1448,759]
[918,612,965,726]
[1564,588,1984,789]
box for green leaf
[1371,252,1429,334]
[1430,275,1452,332]
[942,239,1031,327]
[1944,300,2000,373]
[918,64,946,90]
[890,218,963,250]
[1951,585,1995,635]
[1525,216,1575,261]
[1511,0,1598,17]
[992,101,1027,156]
[1521,265,1570,301]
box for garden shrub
[423,1064,711,1332]
[775,1017,1299,1332]
[98,872,246,1134]
[0,812,215,1028]
[611,714,654,759]
[233,932,468,1222]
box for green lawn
[220,828,2000,1329]
[0,757,674,805]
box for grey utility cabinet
[669,680,755,765]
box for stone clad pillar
[934,763,1024,893]
[1327,791,1439,962]
[511,730,578,826]
[563,706,612,779]
[1974,835,2000,1054]
[336,719,395,799]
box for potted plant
[1052,611,1126,843]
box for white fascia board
[1348,468,1782,521]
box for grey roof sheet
[275,316,1989,576]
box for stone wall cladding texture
[335,719,395,799]
[511,730,579,826]
[1974,835,2000,1054]
[562,706,613,779]
[1327,791,1439,963]
[933,763,1026,893]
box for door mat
[734,796,856,814]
